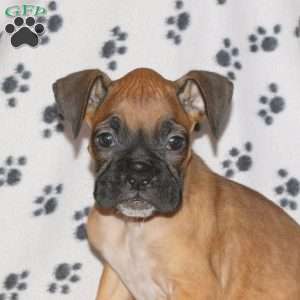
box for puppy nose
[127,175,153,189]
[126,160,154,190]
[127,176,151,186]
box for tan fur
[83,69,300,299]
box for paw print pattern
[0,156,27,187]
[36,1,63,45]
[165,0,191,45]
[1,63,31,108]
[258,83,285,126]
[73,207,91,241]
[42,103,64,138]
[221,142,253,178]
[33,184,63,217]
[216,38,242,80]
[248,25,281,52]
[274,169,300,210]
[100,26,128,71]
[5,16,44,47]
[0,270,30,300]
[48,263,82,294]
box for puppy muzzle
[93,158,182,217]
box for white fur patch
[117,202,155,218]
[101,222,169,300]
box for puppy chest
[102,224,171,300]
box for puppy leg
[96,264,134,300]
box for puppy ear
[52,69,111,138]
[175,70,233,139]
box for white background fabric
[0,0,300,299]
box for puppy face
[91,116,187,218]
[89,71,192,218]
[53,68,233,218]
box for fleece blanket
[0,0,299,299]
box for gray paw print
[0,270,30,300]
[36,1,63,45]
[248,25,281,52]
[100,26,128,71]
[221,142,253,178]
[258,83,285,126]
[1,63,31,108]
[166,0,190,45]
[73,207,91,241]
[295,18,300,38]
[33,184,63,217]
[275,169,299,210]
[0,156,27,187]
[217,0,227,4]
[48,263,82,294]
[216,38,242,80]
[42,103,64,138]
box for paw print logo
[48,263,82,294]
[0,156,27,187]
[1,63,31,108]
[165,0,191,45]
[274,169,300,210]
[73,207,91,241]
[221,142,253,178]
[258,83,285,126]
[42,103,64,138]
[248,25,281,52]
[0,270,30,300]
[216,38,242,80]
[36,1,63,45]
[33,184,63,217]
[100,26,128,71]
[5,16,45,47]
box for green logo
[5,5,47,17]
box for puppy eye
[94,132,115,148]
[166,135,185,151]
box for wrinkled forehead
[93,69,191,132]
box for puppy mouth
[116,197,156,218]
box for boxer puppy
[53,68,300,300]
